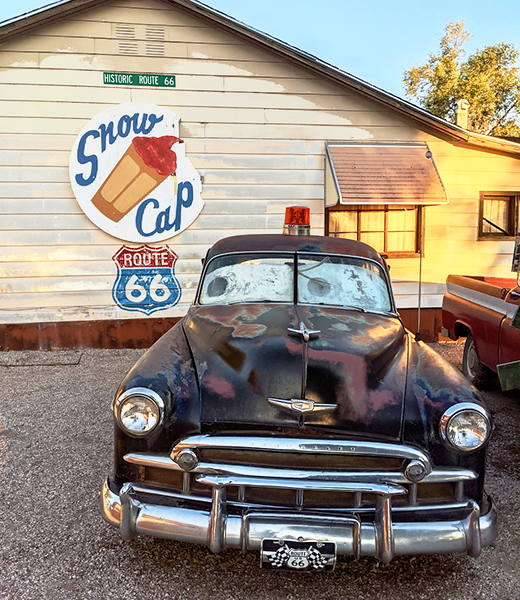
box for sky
[2,0,520,99]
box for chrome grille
[125,434,477,512]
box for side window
[479,193,520,238]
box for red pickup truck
[442,275,520,388]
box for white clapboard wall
[1,0,519,324]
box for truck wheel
[462,334,497,389]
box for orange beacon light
[283,206,310,236]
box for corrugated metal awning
[325,143,448,206]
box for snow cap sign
[69,103,204,242]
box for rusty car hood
[183,303,408,441]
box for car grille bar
[103,479,497,560]
[170,434,433,474]
[197,474,408,495]
[118,436,484,561]
[124,451,477,486]
[198,473,407,560]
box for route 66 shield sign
[112,245,181,315]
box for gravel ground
[0,342,519,600]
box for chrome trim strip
[408,483,417,505]
[100,479,122,527]
[455,481,464,502]
[101,479,497,560]
[466,500,482,558]
[120,483,140,541]
[208,486,226,553]
[446,281,516,319]
[375,494,393,562]
[124,451,476,485]
[170,435,432,472]
[183,472,191,494]
[196,474,407,496]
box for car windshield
[200,254,293,304]
[199,252,392,312]
[297,254,392,312]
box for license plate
[261,539,336,571]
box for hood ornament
[288,321,320,342]
[268,397,336,415]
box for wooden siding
[1,0,520,330]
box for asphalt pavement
[0,343,519,600]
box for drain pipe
[415,206,424,342]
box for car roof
[206,234,385,265]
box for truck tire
[462,333,497,389]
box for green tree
[403,20,520,136]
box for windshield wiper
[224,299,283,305]
[307,302,365,311]
[308,303,394,316]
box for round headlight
[440,403,491,452]
[114,388,164,436]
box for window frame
[478,192,520,240]
[325,204,424,258]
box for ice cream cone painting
[69,103,204,243]
[91,135,182,222]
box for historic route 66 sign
[112,245,181,315]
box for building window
[327,205,421,257]
[479,193,520,238]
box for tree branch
[487,102,517,134]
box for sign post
[499,236,520,387]
[512,235,520,274]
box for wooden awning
[325,143,448,207]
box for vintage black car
[101,229,496,569]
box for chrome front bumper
[101,478,497,563]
